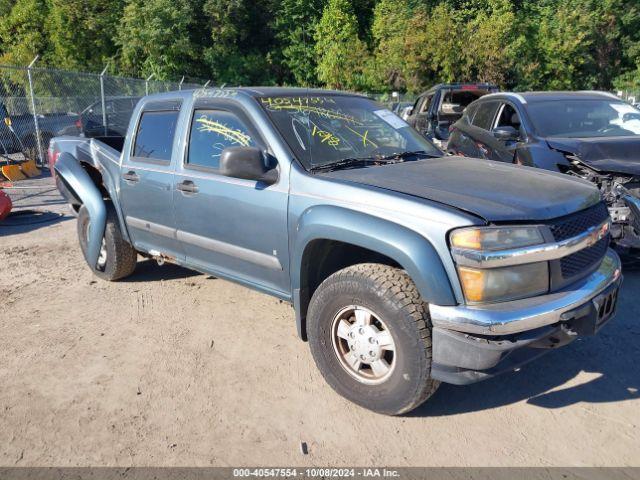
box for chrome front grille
[548,202,609,241]
[547,202,610,283]
[560,236,609,278]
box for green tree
[462,0,521,86]
[275,0,326,86]
[589,0,640,89]
[404,3,464,89]
[315,0,371,90]
[0,0,50,66]
[369,0,413,91]
[47,0,126,71]
[515,0,594,90]
[116,0,206,79]
[203,0,283,86]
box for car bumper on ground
[428,249,622,385]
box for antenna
[302,7,314,168]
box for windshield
[259,94,441,170]
[527,99,640,138]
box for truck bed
[49,134,125,208]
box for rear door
[447,103,479,156]
[119,100,183,259]
[172,99,290,296]
[463,100,501,159]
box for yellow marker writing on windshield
[346,125,378,148]
[311,123,340,148]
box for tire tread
[308,263,440,415]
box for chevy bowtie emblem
[589,221,610,245]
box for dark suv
[447,91,640,256]
[406,83,498,147]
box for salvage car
[50,88,621,415]
[406,83,498,147]
[0,102,79,160]
[447,91,640,257]
[75,96,140,138]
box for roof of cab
[421,82,498,94]
[480,90,622,105]
[142,86,367,101]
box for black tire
[77,204,137,281]
[307,263,440,415]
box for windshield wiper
[310,150,441,173]
[375,150,442,161]
[310,157,379,173]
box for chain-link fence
[616,90,640,105]
[0,60,204,168]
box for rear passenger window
[465,103,479,120]
[187,110,256,170]
[471,101,499,130]
[420,94,434,113]
[133,110,179,162]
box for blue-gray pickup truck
[50,87,623,415]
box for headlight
[450,226,549,304]
[458,262,549,303]
[450,226,545,251]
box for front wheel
[307,263,440,415]
[77,204,137,281]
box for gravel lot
[1,175,639,467]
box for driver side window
[187,109,258,170]
[495,103,524,137]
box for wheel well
[297,239,401,340]
[80,162,109,199]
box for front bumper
[429,249,622,385]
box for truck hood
[546,137,640,176]
[320,156,600,222]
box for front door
[119,103,183,260]
[489,102,524,163]
[173,102,290,296]
[415,94,435,135]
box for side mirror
[219,146,277,184]
[623,113,640,122]
[492,126,519,142]
[434,121,450,140]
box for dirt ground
[1,175,639,467]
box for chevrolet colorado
[50,88,622,415]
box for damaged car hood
[547,137,640,176]
[320,156,600,222]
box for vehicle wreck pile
[564,156,640,252]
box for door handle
[122,170,139,183]
[177,180,199,194]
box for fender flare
[86,139,131,243]
[54,152,106,268]
[292,205,456,339]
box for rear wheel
[77,204,137,281]
[307,263,440,415]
